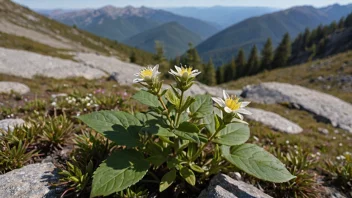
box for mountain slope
[124,22,202,58]
[45,6,219,42]
[0,0,155,65]
[196,4,352,66]
[164,6,279,29]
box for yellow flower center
[225,98,241,111]
[180,67,193,76]
[140,69,153,78]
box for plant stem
[148,171,160,182]
[191,129,222,161]
[175,90,184,127]
[158,96,174,127]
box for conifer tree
[246,45,260,75]
[153,41,169,74]
[235,49,247,78]
[204,59,217,85]
[338,17,345,29]
[345,13,352,27]
[260,38,274,71]
[130,50,137,63]
[272,33,291,68]
[302,28,311,49]
[216,65,225,84]
[224,63,234,82]
[186,43,204,81]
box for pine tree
[204,59,217,85]
[216,65,225,84]
[338,17,345,29]
[224,63,234,82]
[272,33,291,68]
[246,45,260,75]
[260,38,274,71]
[153,41,169,75]
[302,28,311,49]
[235,49,247,78]
[230,57,237,79]
[345,13,352,27]
[185,43,204,81]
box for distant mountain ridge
[42,5,219,41]
[163,6,279,29]
[195,3,352,66]
[124,22,202,58]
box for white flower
[169,65,201,78]
[51,102,57,106]
[212,90,251,120]
[133,64,160,83]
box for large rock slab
[242,82,352,133]
[0,118,25,132]
[199,174,272,198]
[0,82,30,95]
[0,47,106,80]
[0,163,59,198]
[246,108,303,134]
[75,53,144,85]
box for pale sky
[12,0,352,9]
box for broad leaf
[189,95,213,118]
[132,90,160,108]
[203,114,220,134]
[173,130,200,143]
[159,169,176,192]
[190,164,204,173]
[174,122,200,143]
[91,150,149,197]
[78,111,142,147]
[141,125,175,137]
[165,89,179,107]
[221,144,296,183]
[180,167,196,186]
[178,122,199,133]
[147,155,166,166]
[213,123,249,146]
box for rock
[318,127,329,135]
[242,82,352,133]
[199,174,272,198]
[0,118,25,132]
[0,82,30,95]
[0,47,106,80]
[51,93,68,98]
[323,186,347,198]
[0,163,59,198]
[246,108,303,134]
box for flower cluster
[133,65,162,95]
[169,65,201,91]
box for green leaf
[213,123,250,146]
[91,150,149,197]
[147,155,166,166]
[187,143,197,160]
[180,167,196,186]
[178,122,199,133]
[78,111,142,147]
[221,144,296,183]
[173,130,200,143]
[165,89,179,107]
[132,90,160,108]
[189,95,213,118]
[159,169,176,192]
[190,164,204,173]
[141,125,175,137]
[180,96,196,112]
[203,114,219,134]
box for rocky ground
[0,48,351,198]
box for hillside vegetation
[0,0,156,66]
[124,22,202,58]
[196,4,352,65]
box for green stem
[191,129,222,161]
[158,96,174,127]
[147,171,160,182]
[175,91,184,127]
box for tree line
[142,12,352,86]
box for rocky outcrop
[0,118,25,132]
[199,174,272,198]
[0,47,106,80]
[242,82,352,133]
[0,163,59,198]
[0,82,30,95]
[246,108,303,134]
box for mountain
[124,22,202,58]
[0,0,155,66]
[196,4,352,66]
[43,5,219,42]
[163,6,279,29]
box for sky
[13,0,352,9]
